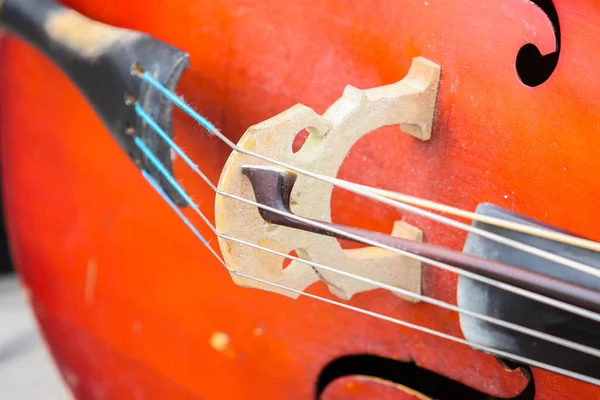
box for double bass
[1,0,600,398]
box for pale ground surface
[0,273,70,399]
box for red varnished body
[1,0,600,398]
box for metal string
[134,134,600,359]
[133,103,600,325]
[138,162,600,387]
[353,184,600,253]
[138,71,600,281]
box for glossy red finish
[1,0,600,398]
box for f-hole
[516,0,561,87]
[315,354,535,400]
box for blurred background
[0,34,69,400]
[0,272,70,398]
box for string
[352,183,600,253]
[134,103,600,324]
[138,71,600,281]
[139,165,600,387]
[134,135,600,358]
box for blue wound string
[134,103,200,172]
[141,170,212,249]
[135,137,219,251]
[141,72,218,134]
[134,137,195,207]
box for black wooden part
[458,203,600,379]
[0,0,189,205]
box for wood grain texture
[1,0,600,398]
